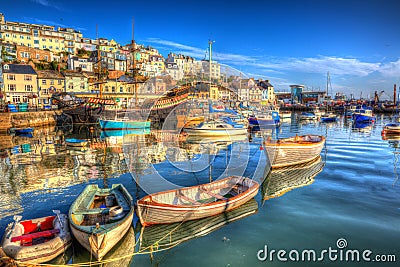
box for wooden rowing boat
[68,184,134,260]
[381,123,400,135]
[136,176,259,226]
[263,135,325,168]
[262,156,324,200]
[138,198,258,252]
[1,212,71,264]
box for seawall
[0,110,62,133]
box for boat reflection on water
[262,156,325,200]
[137,198,258,252]
[351,121,373,134]
[381,135,400,186]
[72,225,135,266]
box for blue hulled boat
[99,118,151,130]
[352,107,375,123]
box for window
[7,74,15,80]
[8,84,16,91]
[105,86,109,92]
[80,83,85,90]
[112,86,115,92]
[33,30,38,37]
[25,85,33,91]
[13,96,20,103]
[24,75,32,81]
[50,80,54,85]
[42,80,47,85]
[36,54,39,59]
[58,80,62,85]
[44,56,48,61]
[22,96,27,103]
[120,87,123,93]
[68,83,74,90]
[34,40,39,44]
[42,89,48,94]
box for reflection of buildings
[138,198,258,252]
[262,156,324,200]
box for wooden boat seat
[73,208,107,215]
[200,187,227,200]
[231,184,248,193]
[11,229,60,242]
[177,191,200,205]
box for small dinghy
[1,211,71,264]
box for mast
[96,24,102,99]
[208,40,213,94]
[132,17,137,107]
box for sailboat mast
[97,24,102,99]
[208,40,213,87]
[132,17,137,107]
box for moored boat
[99,118,151,130]
[68,184,134,260]
[1,212,72,264]
[248,111,281,127]
[298,112,317,120]
[320,113,338,123]
[183,120,248,137]
[136,176,259,226]
[352,107,375,123]
[263,135,325,168]
[381,123,400,135]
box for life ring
[109,206,124,220]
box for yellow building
[36,70,65,106]
[2,63,38,105]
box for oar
[6,215,22,238]
[53,210,63,229]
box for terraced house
[1,63,38,105]
[36,70,65,106]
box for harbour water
[0,114,399,266]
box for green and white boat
[68,184,134,260]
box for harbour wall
[0,110,61,133]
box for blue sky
[2,0,400,99]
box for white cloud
[379,58,400,77]
[30,0,61,10]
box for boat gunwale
[137,177,259,209]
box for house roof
[36,70,64,79]
[61,71,86,78]
[2,64,37,75]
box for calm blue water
[0,114,399,266]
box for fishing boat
[183,120,248,137]
[279,111,292,120]
[1,211,72,264]
[320,113,338,123]
[65,138,88,147]
[68,184,134,260]
[138,198,258,252]
[136,176,259,226]
[263,134,325,168]
[352,107,376,123]
[262,156,324,200]
[381,123,400,135]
